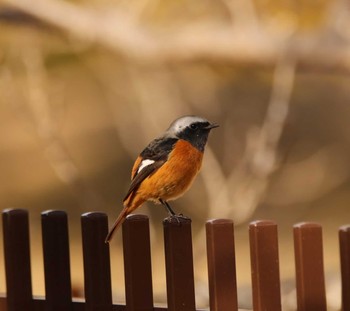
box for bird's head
[166,115,219,152]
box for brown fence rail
[0,208,349,311]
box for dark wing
[123,137,178,201]
[139,137,178,161]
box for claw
[178,213,190,220]
[164,214,190,226]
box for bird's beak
[205,122,219,130]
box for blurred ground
[0,0,350,309]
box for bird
[105,115,218,243]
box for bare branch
[200,55,296,223]
[251,54,295,177]
[3,0,350,71]
[220,0,259,28]
[22,46,103,210]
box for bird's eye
[190,123,198,130]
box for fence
[0,208,349,311]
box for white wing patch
[137,159,155,174]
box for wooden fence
[0,208,349,311]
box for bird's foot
[164,214,191,226]
[177,213,190,220]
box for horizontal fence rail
[0,209,349,311]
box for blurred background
[0,0,350,309]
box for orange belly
[137,140,203,202]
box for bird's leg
[159,199,176,216]
[159,199,189,225]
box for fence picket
[249,220,282,311]
[0,209,348,311]
[340,225,350,311]
[293,222,327,311]
[41,210,72,311]
[163,217,196,311]
[206,219,238,311]
[2,209,34,311]
[81,212,113,311]
[122,214,154,311]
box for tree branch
[2,0,350,71]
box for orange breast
[137,140,203,201]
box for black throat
[177,127,210,152]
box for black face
[176,121,213,152]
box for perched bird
[105,115,218,243]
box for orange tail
[105,207,129,243]
[105,195,145,243]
